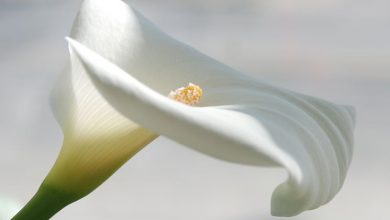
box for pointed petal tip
[65,37,81,54]
[65,37,99,78]
[65,37,91,59]
[64,36,72,44]
[65,37,81,59]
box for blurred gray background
[0,0,389,219]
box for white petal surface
[64,0,355,217]
[68,37,354,216]
[47,0,157,195]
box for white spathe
[63,0,355,217]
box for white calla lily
[13,0,355,219]
[63,0,355,217]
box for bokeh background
[1,0,389,219]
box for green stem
[12,184,77,220]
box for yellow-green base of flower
[12,184,78,220]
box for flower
[64,0,355,217]
[14,0,355,218]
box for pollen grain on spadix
[168,83,203,105]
